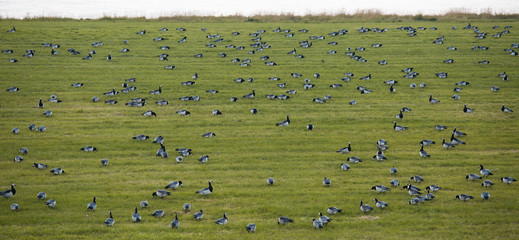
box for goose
[389,85,397,93]
[133,134,149,141]
[371,185,390,193]
[340,163,350,171]
[33,163,47,170]
[313,97,325,103]
[409,175,424,183]
[132,207,141,223]
[393,121,408,131]
[374,198,389,209]
[410,83,417,89]
[149,86,162,95]
[395,110,403,119]
[13,156,23,162]
[12,127,19,134]
[425,185,441,192]
[479,165,493,177]
[165,181,183,190]
[267,177,274,185]
[319,212,332,225]
[101,159,109,166]
[104,89,118,96]
[193,210,204,220]
[348,156,362,163]
[312,219,323,229]
[198,155,209,163]
[441,138,455,149]
[202,132,216,138]
[390,167,398,176]
[323,178,331,187]
[360,201,374,213]
[420,139,436,146]
[206,89,219,94]
[196,180,213,196]
[50,168,65,175]
[463,104,474,113]
[43,110,52,117]
[214,213,228,225]
[9,58,18,63]
[455,194,473,201]
[46,199,56,208]
[0,184,16,198]
[336,142,352,154]
[176,156,183,163]
[36,192,46,200]
[19,147,28,155]
[390,179,400,187]
[81,146,97,152]
[71,83,84,88]
[176,110,191,116]
[452,94,460,100]
[452,127,466,137]
[384,80,398,85]
[501,177,517,184]
[327,207,342,215]
[152,190,171,198]
[360,73,372,80]
[82,54,92,60]
[246,223,257,233]
[28,124,36,131]
[330,83,342,88]
[401,107,412,112]
[243,89,256,98]
[92,96,99,102]
[10,203,20,211]
[152,210,165,218]
[349,100,357,105]
[444,59,454,63]
[164,65,175,70]
[403,184,421,195]
[453,87,463,92]
[466,174,482,181]
[278,83,287,88]
[140,201,148,208]
[156,144,168,158]
[360,89,373,94]
[490,86,500,92]
[230,97,238,102]
[7,26,15,32]
[429,94,440,104]
[450,134,465,145]
[482,180,494,188]
[502,105,513,112]
[38,98,44,108]
[120,48,130,53]
[211,109,222,116]
[155,100,168,106]
[277,216,294,225]
[107,54,111,61]
[276,115,290,127]
[87,197,97,211]
[481,192,490,200]
[142,111,157,117]
[419,144,430,158]
[152,136,164,145]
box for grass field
[1,18,518,239]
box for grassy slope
[0,19,518,239]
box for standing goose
[196,180,213,196]
[429,94,440,104]
[104,211,114,226]
[323,178,331,187]
[501,104,513,113]
[152,210,165,218]
[455,194,474,201]
[425,185,441,192]
[243,89,256,98]
[307,124,314,131]
[481,180,494,188]
[132,207,141,223]
[425,190,435,201]
[463,104,474,113]
[250,108,258,114]
[479,165,493,177]
[38,98,44,108]
[336,142,351,154]
[152,190,171,198]
[193,210,204,220]
[246,223,257,233]
[276,115,290,127]
[403,184,421,196]
[176,110,191,116]
[481,192,490,200]
[420,139,436,146]
[142,111,157,117]
[360,201,374,213]
[393,121,408,131]
[107,53,111,61]
[87,197,97,211]
[215,213,228,225]
[501,177,517,184]
[327,207,342,214]
[373,198,389,209]
[409,175,424,183]
[101,159,109,166]
[441,138,456,149]
[140,201,148,208]
[318,212,332,225]
[0,184,16,199]
[450,133,466,145]
[165,181,183,190]
[419,144,430,158]
[452,127,466,137]
[372,150,387,161]
[395,110,403,119]
[43,110,52,117]
[183,203,191,212]
[13,156,23,162]
[277,216,294,225]
[171,214,180,228]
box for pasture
[0,18,518,239]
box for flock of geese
[2,21,518,232]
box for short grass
[0,19,518,239]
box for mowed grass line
[0,19,518,239]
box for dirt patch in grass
[359,215,380,221]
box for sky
[0,0,518,19]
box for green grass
[0,19,518,239]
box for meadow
[0,18,518,239]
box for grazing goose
[196,180,213,196]
[403,184,421,196]
[337,142,351,154]
[92,96,99,102]
[374,198,389,209]
[152,210,165,218]
[19,147,29,155]
[37,192,46,200]
[44,199,56,208]
[390,167,398,176]
[306,124,314,131]
[278,216,294,225]
[323,178,331,187]
[452,94,460,100]
[193,210,204,220]
[371,185,390,193]
[202,132,216,138]
[87,197,97,211]
[104,89,118,96]
[246,223,257,233]
[420,139,436,146]
[176,110,191,116]
[450,134,465,145]
[479,165,493,177]
[393,121,408,131]
[348,156,362,163]
[425,185,441,192]
[409,198,421,205]
[50,168,65,175]
[142,111,157,117]
[340,163,350,171]
[360,201,374,213]
[312,219,323,229]
[429,94,440,104]
[276,115,290,127]
[410,83,417,89]
[482,180,494,188]
[466,174,482,181]
[28,124,36,131]
[409,175,424,183]
[455,194,473,201]
[11,203,19,211]
[14,156,23,162]
[140,201,148,208]
[0,184,16,198]
[152,136,164,144]
[230,97,238,102]
[206,89,219,94]
[12,127,19,134]
[183,203,191,212]
[32,162,47,169]
[81,146,97,152]
[319,212,332,225]
[419,144,430,158]
[325,207,342,215]
[152,190,171,198]
[175,156,183,163]
[463,104,474,113]
[481,192,490,200]
[501,177,517,184]
[6,86,20,92]
[132,207,141,223]
[212,109,222,116]
[101,159,109,166]
[390,179,400,187]
[441,138,455,149]
[198,155,209,163]
[502,105,513,113]
[43,110,52,117]
[165,181,183,190]
[133,134,149,141]
[389,85,396,93]
[267,177,274,185]
[155,100,168,106]
[215,213,228,225]
[105,100,117,105]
